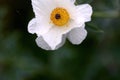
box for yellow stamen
[50,7,70,26]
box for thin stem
[93,10,120,18]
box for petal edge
[35,36,51,50]
[67,27,87,45]
[76,4,93,22]
[28,18,36,34]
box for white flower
[28,0,93,50]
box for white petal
[36,35,66,50]
[28,18,51,36]
[28,18,36,34]
[42,27,67,50]
[76,4,93,22]
[55,35,66,50]
[67,25,87,44]
[36,36,51,50]
[70,0,76,3]
[35,18,52,36]
[31,0,58,35]
[31,0,56,17]
[41,19,81,50]
[52,19,83,35]
[31,0,56,31]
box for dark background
[0,0,120,80]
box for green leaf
[93,11,120,18]
[86,23,104,33]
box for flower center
[50,7,70,26]
[55,14,61,19]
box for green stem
[93,10,120,18]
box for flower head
[28,0,93,50]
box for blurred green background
[0,0,120,80]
